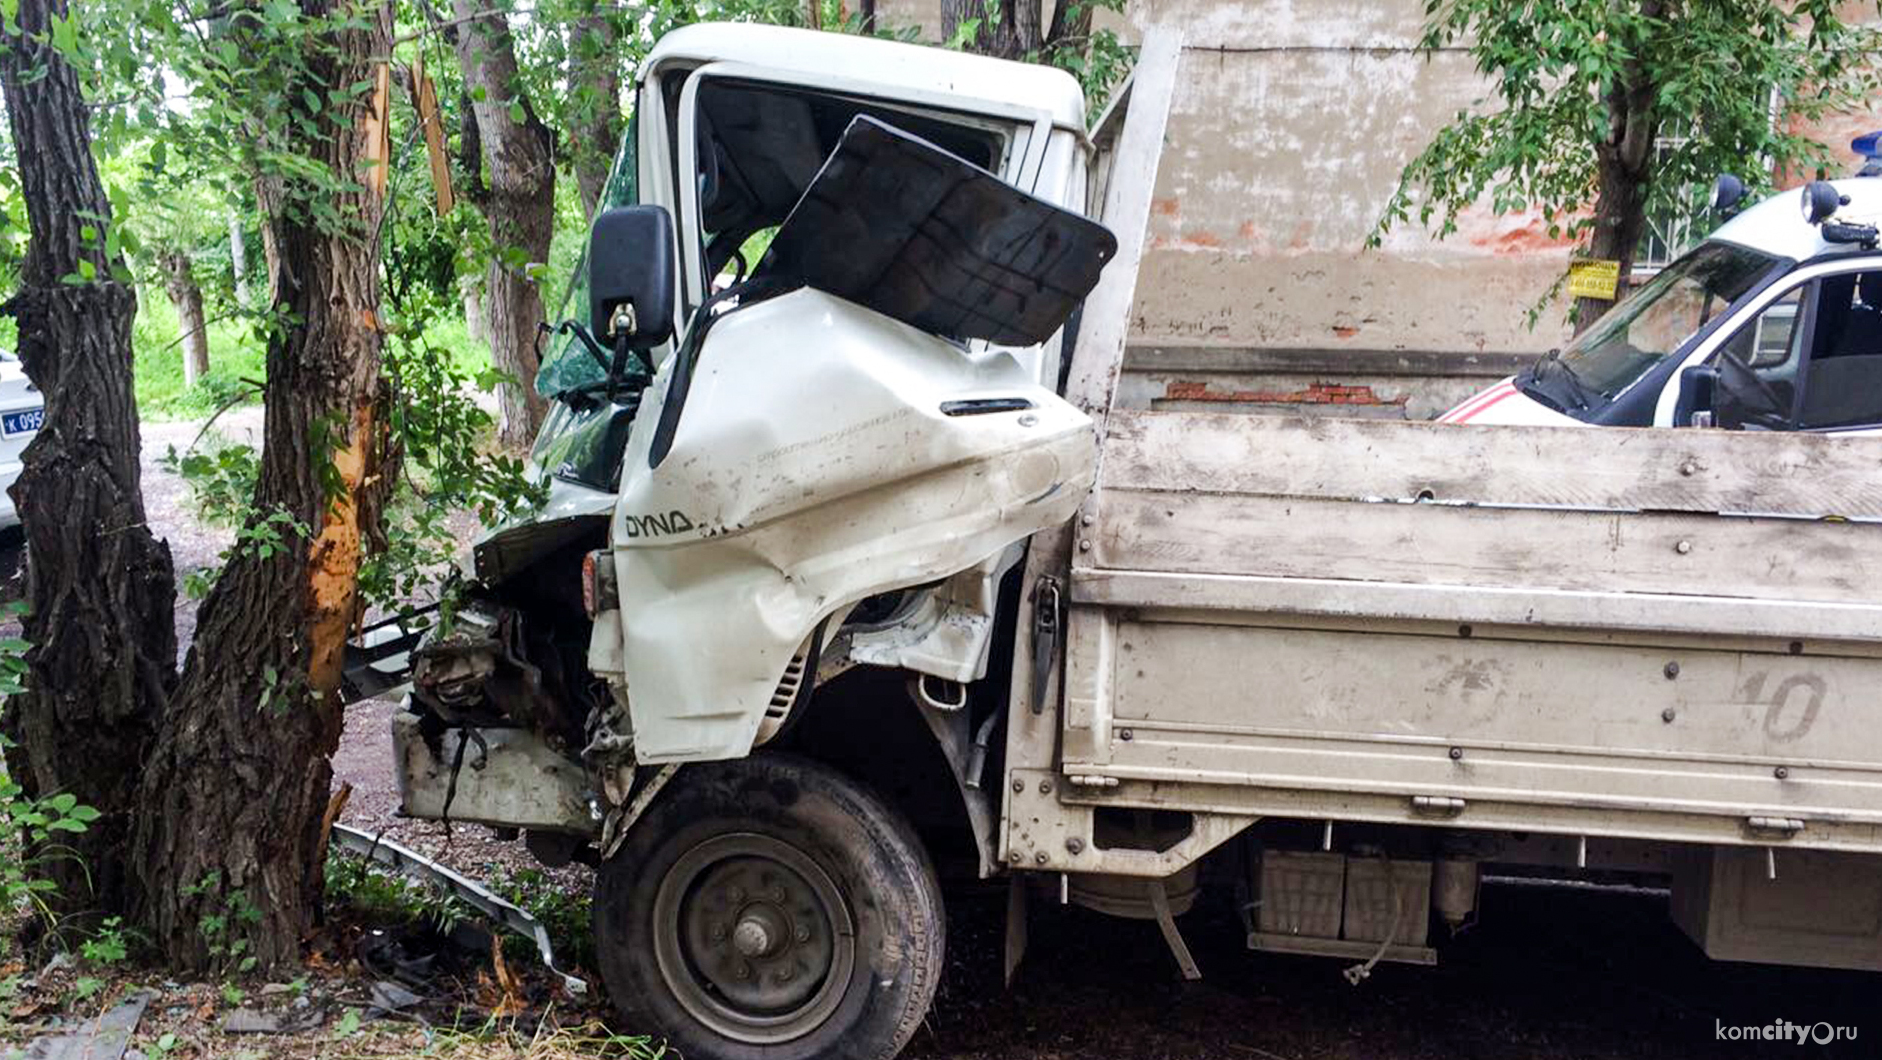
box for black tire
[594,753,944,1060]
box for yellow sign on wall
[1567,259,1621,300]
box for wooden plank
[1092,490,1877,605]
[1070,569,1882,645]
[1061,27,1181,418]
[1099,410,1882,519]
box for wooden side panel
[1091,490,1869,604]
[1051,410,1882,853]
[1100,410,1882,519]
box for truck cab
[1444,138,1882,436]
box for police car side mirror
[1675,365,1719,428]
[589,205,677,351]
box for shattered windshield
[535,115,641,400]
[1531,242,1783,413]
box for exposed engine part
[410,601,584,753]
[581,691,638,806]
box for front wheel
[594,754,944,1060]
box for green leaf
[507,100,526,124]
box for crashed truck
[342,22,1882,1060]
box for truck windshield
[1531,242,1784,414]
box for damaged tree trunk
[0,0,179,922]
[159,249,211,386]
[132,0,396,975]
[452,0,552,447]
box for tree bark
[160,249,211,386]
[1574,0,1662,333]
[132,0,397,976]
[452,0,552,448]
[0,0,178,924]
[942,0,1042,58]
[229,214,251,306]
[568,9,622,222]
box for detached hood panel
[612,289,1095,762]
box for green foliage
[0,737,102,956]
[489,865,594,970]
[323,847,477,932]
[1374,0,1882,255]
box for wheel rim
[652,833,856,1044]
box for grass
[131,291,495,422]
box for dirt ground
[6,416,1877,1059]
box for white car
[0,350,43,528]
[1444,133,1882,437]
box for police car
[1443,132,1882,437]
[0,349,42,528]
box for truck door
[606,83,1117,763]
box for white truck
[349,24,1882,1060]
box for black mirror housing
[589,205,677,350]
[1675,364,1720,428]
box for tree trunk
[942,0,1041,58]
[229,213,250,306]
[160,249,211,386]
[569,10,622,222]
[0,0,178,924]
[462,276,488,345]
[132,0,396,976]
[860,0,876,33]
[452,0,552,448]
[255,175,284,304]
[1574,1,1661,333]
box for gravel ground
[7,407,1875,1059]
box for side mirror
[589,205,677,350]
[1675,365,1719,428]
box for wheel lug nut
[711,924,727,941]
[778,966,795,982]
[771,885,786,902]
[736,962,752,980]
[730,886,746,902]
[795,925,810,942]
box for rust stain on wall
[1164,380,1407,406]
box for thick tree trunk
[160,250,211,386]
[942,0,1041,58]
[0,0,178,923]
[229,214,251,306]
[452,0,552,448]
[132,0,396,976]
[569,10,622,222]
[1574,1,1661,333]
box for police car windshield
[1557,242,1783,401]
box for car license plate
[2,408,44,437]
